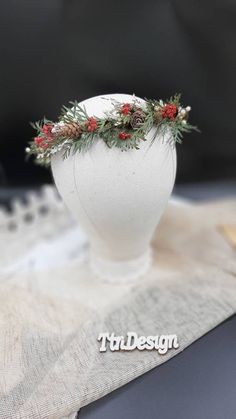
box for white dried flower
[186,106,191,112]
[25,147,30,153]
[52,122,65,134]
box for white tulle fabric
[0,185,236,419]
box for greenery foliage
[27,94,198,167]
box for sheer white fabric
[0,186,235,419]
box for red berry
[41,142,49,149]
[34,137,43,146]
[42,124,53,135]
[120,103,131,115]
[34,137,49,148]
[118,132,131,140]
[85,117,98,132]
[161,104,177,120]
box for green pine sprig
[26,94,199,167]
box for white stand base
[90,247,152,282]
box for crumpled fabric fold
[0,186,235,419]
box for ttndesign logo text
[98,332,179,354]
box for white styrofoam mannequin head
[51,94,177,281]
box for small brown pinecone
[153,107,162,124]
[57,122,82,139]
[130,109,146,128]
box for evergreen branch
[26,95,199,167]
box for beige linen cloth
[0,186,236,419]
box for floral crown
[26,94,198,166]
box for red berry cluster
[34,124,54,149]
[118,132,132,140]
[42,124,54,137]
[85,117,98,132]
[34,137,48,149]
[120,103,131,115]
[161,104,177,120]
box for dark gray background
[0,0,236,186]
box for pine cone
[56,122,82,139]
[130,109,146,129]
[153,107,162,124]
